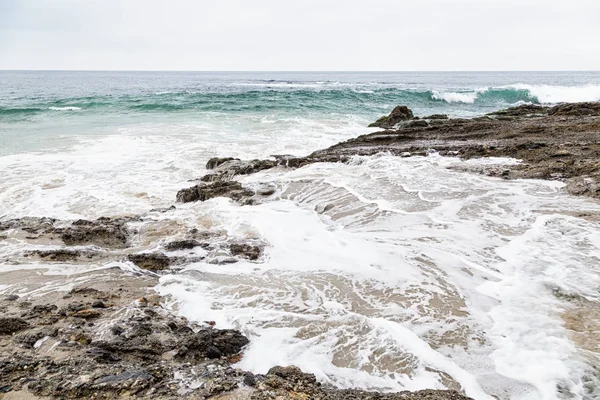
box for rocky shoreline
[2,101,600,399]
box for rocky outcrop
[368,105,415,128]
[59,217,134,248]
[127,253,171,271]
[549,102,600,116]
[176,181,255,203]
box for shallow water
[1,72,600,399]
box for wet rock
[60,217,131,248]
[0,217,56,234]
[177,329,249,361]
[230,243,262,261]
[164,239,203,251]
[488,103,549,117]
[244,372,257,387]
[94,370,155,391]
[26,249,97,262]
[205,376,238,395]
[149,205,176,213]
[549,102,600,117]
[4,294,19,301]
[407,120,429,128]
[0,318,29,335]
[368,105,414,128]
[128,252,170,271]
[73,309,102,319]
[207,157,240,169]
[14,327,57,348]
[176,181,254,203]
[424,114,449,119]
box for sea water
[1,71,600,399]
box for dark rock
[60,218,131,248]
[488,104,549,117]
[0,318,29,335]
[424,114,449,119]
[128,253,170,271]
[205,345,222,359]
[368,105,414,128]
[4,294,19,301]
[27,249,96,262]
[176,181,254,203]
[244,372,257,387]
[206,157,240,169]
[94,370,155,390]
[164,239,202,251]
[230,243,262,260]
[149,205,176,213]
[14,328,57,348]
[549,102,600,117]
[0,217,56,234]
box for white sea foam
[2,107,600,399]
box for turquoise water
[2,71,600,155]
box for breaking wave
[2,84,599,120]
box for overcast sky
[0,0,598,71]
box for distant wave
[49,106,82,111]
[2,84,599,119]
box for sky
[0,0,599,71]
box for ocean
[1,71,600,399]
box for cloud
[0,0,598,70]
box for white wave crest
[431,90,479,104]
[49,106,82,111]
[506,84,600,104]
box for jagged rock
[206,157,240,169]
[368,105,414,128]
[488,104,549,117]
[128,253,170,271]
[549,102,600,116]
[59,218,132,248]
[0,217,56,234]
[176,181,254,203]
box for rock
[0,217,56,234]
[488,104,549,117]
[94,370,155,390]
[128,253,170,271]
[368,105,414,128]
[424,114,449,119]
[14,328,57,348]
[230,243,262,260]
[549,102,600,117]
[27,249,97,262]
[164,239,203,251]
[59,218,131,248]
[206,157,240,169]
[0,318,29,335]
[243,372,257,387]
[407,120,429,128]
[4,294,19,301]
[92,301,107,309]
[176,181,254,203]
[73,309,102,319]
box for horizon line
[1,69,600,73]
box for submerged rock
[368,105,414,128]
